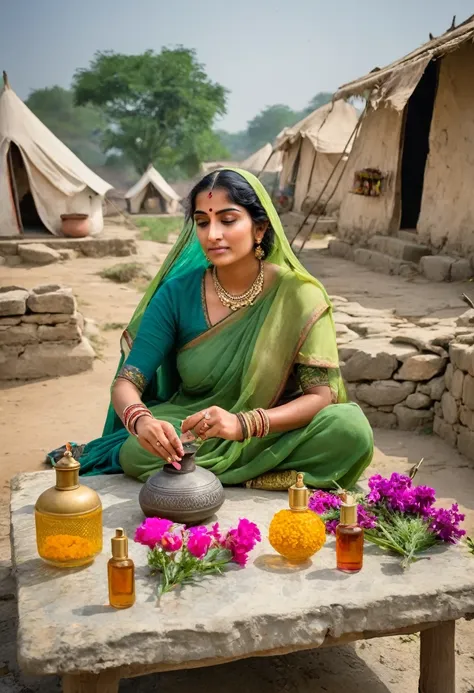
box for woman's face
[194,188,263,268]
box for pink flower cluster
[134,517,261,565]
[367,473,465,543]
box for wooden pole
[419,620,455,693]
[62,670,120,693]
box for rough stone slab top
[11,472,474,677]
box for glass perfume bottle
[35,445,102,568]
[108,528,135,609]
[269,473,326,562]
[336,494,364,573]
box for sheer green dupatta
[176,267,345,476]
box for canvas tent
[0,76,111,237]
[240,143,282,175]
[125,165,181,215]
[274,100,359,215]
[334,14,474,256]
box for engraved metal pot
[138,445,225,525]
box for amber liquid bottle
[108,528,135,609]
[336,495,364,573]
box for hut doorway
[400,60,439,231]
[8,143,47,233]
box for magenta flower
[357,505,377,530]
[135,517,174,549]
[308,490,341,515]
[187,526,212,559]
[161,530,183,552]
[325,519,339,535]
[210,522,223,544]
[224,518,261,565]
[429,503,466,543]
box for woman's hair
[187,169,275,257]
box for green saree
[76,168,373,488]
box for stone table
[10,472,474,693]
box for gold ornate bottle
[268,473,326,562]
[108,528,135,609]
[35,445,102,568]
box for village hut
[334,15,474,257]
[125,165,181,215]
[0,74,112,237]
[240,143,283,175]
[274,100,359,215]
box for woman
[75,168,373,490]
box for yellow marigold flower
[269,509,326,562]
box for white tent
[0,77,112,237]
[275,100,359,214]
[125,165,181,214]
[240,143,283,174]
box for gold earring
[255,244,265,260]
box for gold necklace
[212,261,264,311]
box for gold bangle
[256,408,270,437]
[247,410,259,438]
[243,411,255,438]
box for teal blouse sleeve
[116,281,177,393]
[115,270,208,394]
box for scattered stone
[21,312,76,325]
[450,368,465,400]
[456,309,474,327]
[363,408,397,429]
[378,405,394,413]
[328,239,354,260]
[430,376,446,401]
[0,285,26,293]
[59,249,77,261]
[391,334,447,357]
[449,343,474,376]
[31,283,63,295]
[337,303,395,319]
[393,404,434,431]
[420,255,453,282]
[355,380,416,407]
[343,351,398,382]
[457,426,474,462]
[0,289,29,317]
[0,316,21,326]
[456,333,474,346]
[433,416,458,447]
[0,339,95,380]
[395,354,447,381]
[450,259,472,282]
[0,323,38,346]
[418,318,440,327]
[18,243,61,265]
[434,401,443,417]
[406,393,432,410]
[441,392,459,424]
[462,374,474,410]
[38,324,81,342]
[329,295,348,303]
[5,255,22,267]
[27,288,75,315]
[459,406,474,431]
[445,363,454,391]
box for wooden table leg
[62,670,120,692]
[419,620,455,693]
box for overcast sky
[1,0,472,131]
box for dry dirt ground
[0,225,473,692]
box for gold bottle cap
[288,472,309,512]
[111,528,128,559]
[340,494,358,525]
[55,444,81,490]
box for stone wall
[332,297,474,456]
[0,285,95,380]
[434,328,474,462]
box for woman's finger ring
[204,411,211,420]
[156,441,162,447]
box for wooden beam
[419,620,455,693]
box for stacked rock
[0,284,94,380]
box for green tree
[73,48,228,177]
[246,104,300,150]
[25,86,107,167]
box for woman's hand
[182,406,243,441]
[135,416,184,466]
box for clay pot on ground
[60,213,90,238]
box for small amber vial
[336,495,364,573]
[108,528,135,609]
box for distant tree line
[19,47,333,182]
